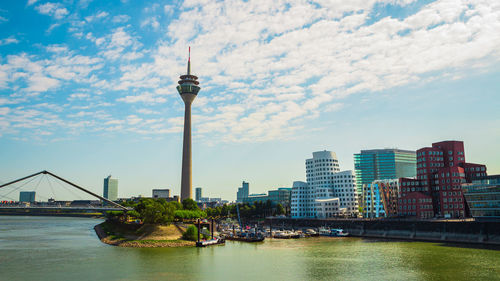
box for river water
[0,216,499,281]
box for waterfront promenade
[266,218,500,245]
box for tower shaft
[180,96,195,201]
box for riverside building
[362,179,400,218]
[291,150,359,218]
[398,140,487,219]
[462,175,500,218]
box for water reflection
[0,216,499,281]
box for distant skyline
[0,0,499,201]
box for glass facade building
[236,181,249,203]
[354,149,416,194]
[463,175,500,218]
[19,191,36,202]
[103,175,118,201]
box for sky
[0,0,499,201]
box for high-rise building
[19,191,35,202]
[153,189,170,199]
[195,187,202,202]
[103,175,118,201]
[398,140,487,218]
[354,149,416,194]
[291,150,359,218]
[236,181,249,203]
[177,47,201,201]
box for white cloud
[27,0,39,6]
[0,37,19,45]
[35,3,69,19]
[164,5,174,15]
[112,15,130,23]
[117,92,166,104]
[85,11,109,22]
[141,17,160,30]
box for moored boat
[196,237,226,247]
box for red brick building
[398,140,487,218]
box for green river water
[0,216,499,281]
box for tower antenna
[187,46,191,75]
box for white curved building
[291,150,359,218]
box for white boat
[319,228,349,237]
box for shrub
[182,225,199,241]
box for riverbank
[94,221,196,248]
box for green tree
[276,203,285,215]
[182,198,199,211]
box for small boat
[304,229,319,237]
[330,229,349,237]
[225,234,265,242]
[196,237,226,247]
[319,228,349,237]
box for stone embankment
[266,218,500,245]
[94,221,195,248]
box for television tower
[177,47,200,201]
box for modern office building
[103,175,118,201]
[291,150,359,218]
[236,181,249,203]
[243,193,267,204]
[463,175,500,218]
[362,179,400,218]
[291,181,312,218]
[398,140,487,218]
[242,188,292,209]
[195,187,202,202]
[177,47,201,201]
[354,149,416,194]
[19,191,36,202]
[152,189,170,199]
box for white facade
[291,181,314,218]
[315,198,344,218]
[291,150,359,218]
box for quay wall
[265,218,500,245]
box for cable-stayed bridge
[0,170,130,216]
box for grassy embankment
[96,220,196,248]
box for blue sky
[0,0,499,201]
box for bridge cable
[52,175,84,200]
[0,174,39,200]
[44,174,57,200]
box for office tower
[195,187,202,202]
[236,181,249,203]
[103,175,118,201]
[354,149,416,194]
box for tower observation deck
[177,47,200,201]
